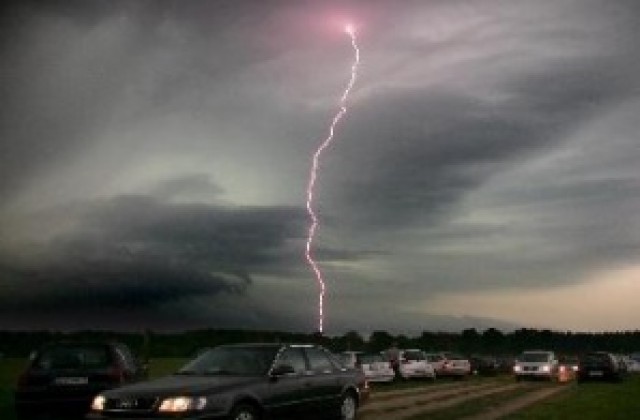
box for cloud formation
[1,0,640,332]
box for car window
[178,346,279,376]
[35,345,112,369]
[277,348,307,374]
[305,347,336,373]
[114,344,136,371]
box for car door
[264,347,310,418]
[302,347,344,415]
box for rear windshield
[584,353,611,363]
[444,353,465,360]
[518,352,550,363]
[35,345,112,369]
[360,354,384,364]
[404,351,424,361]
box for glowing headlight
[513,365,522,372]
[91,395,106,411]
[540,364,551,372]
[159,396,207,413]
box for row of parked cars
[339,349,488,383]
[513,350,640,382]
[12,341,640,420]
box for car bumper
[400,370,435,378]
[87,412,226,420]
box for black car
[14,341,147,419]
[468,355,500,376]
[87,343,369,420]
[577,351,624,382]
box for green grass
[504,375,640,420]
[0,358,25,420]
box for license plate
[55,377,89,385]
[589,371,603,377]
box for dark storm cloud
[2,0,640,332]
[0,194,306,315]
[323,51,633,231]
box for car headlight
[91,395,106,411]
[513,365,522,372]
[158,396,207,413]
[540,364,551,372]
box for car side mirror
[271,364,296,376]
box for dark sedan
[577,351,624,382]
[14,341,147,419]
[87,343,369,420]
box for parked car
[468,355,500,376]
[577,351,625,382]
[339,352,394,383]
[397,349,436,380]
[358,353,395,383]
[88,343,369,420]
[513,350,559,381]
[14,341,147,419]
[626,354,640,373]
[425,352,471,377]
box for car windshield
[35,344,111,370]
[584,353,610,363]
[519,352,550,362]
[177,346,279,376]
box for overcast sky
[1,0,640,334]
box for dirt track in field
[361,378,569,420]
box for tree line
[1,328,640,358]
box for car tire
[230,403,260,420]
[338,392,358,420]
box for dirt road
[361,378,569,420]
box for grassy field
[0,358,25,420]
[505,375,640,419]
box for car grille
[105,397,158,412]
[523,366,538,371]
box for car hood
[103,374,260,398]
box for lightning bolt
[305,23,360,333]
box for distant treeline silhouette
[1,328,639,358]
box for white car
[626,354,640,373]
[513,350,559,381]
[359,353,395,383]
[398,349,436,380]
[340,351,395,383]
[426,352,471,377]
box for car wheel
[231,403,260,420]
[339,392,357,420]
